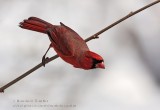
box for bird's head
[83,51,105,69]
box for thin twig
[85,0,160,42]
[0,0,160,92]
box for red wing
[60,22,83,41]
[47,28,74,57]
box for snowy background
[0,0,160,110]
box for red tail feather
[19,17,53,34]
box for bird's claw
[42,56,49,67]
[42,44,51,67]
[42,56,46,67]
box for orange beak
[96,62,105,69]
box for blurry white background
[0,0,160,110]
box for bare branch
[85,0,160,42]
[0,0,160,92]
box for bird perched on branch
[19,17,105,69]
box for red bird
[19,17,105,69]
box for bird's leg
[42,43,52,67]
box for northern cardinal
[19,17,105,69]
